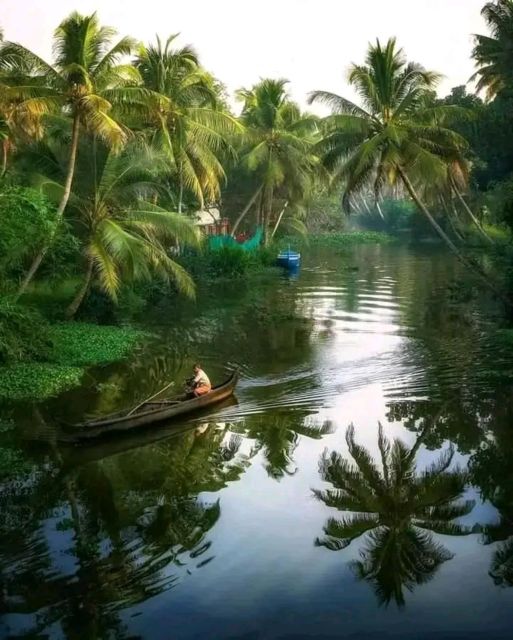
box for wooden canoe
[64,370,239,442]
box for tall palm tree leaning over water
[309,38,505,296]
[0,12,140,296]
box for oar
[126,381,175,417]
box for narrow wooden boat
[64,370,239,442]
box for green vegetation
[0,319,146,400]
[281,231,393,250]
[231,79,318,243]
[3,2,513,400]
[0,299,52,363]
[180,245,277,279]
[0,363,84,401]
[49,323,147,366]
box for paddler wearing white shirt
[192,363,212,397]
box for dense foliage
[0,299,52,363]
[2,2,513,381]
[0,321,146,399]
[0,187,57,274]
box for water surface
[2,244,513,639]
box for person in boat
[190,363,212,397]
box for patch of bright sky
[3,0,487,112]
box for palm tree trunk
[398,166,509,303]
[178,164,184,214]
[440,196,464,242]
[1,139,8,178]
[449,176,493,244]
[360,194,372,215]
[349,195,364,216]
[231,185,263,237]
[264,186,274,246]
[17,114,81,298]
[446,210,464,242]
[66,255,94,318]
[376,200,385,221]
[257,189,264,226]
[270,201,289,240]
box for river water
[2,244,513,639]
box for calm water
[2,244,513,639]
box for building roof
[194,208,220,226]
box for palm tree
[233,79,319,243]
[446,158,493,243]
[133,35,240,214]
[37,137,200,316]
[0,80,44,178]
[314,423,475,606]
[0,12,140,294]
[308,40,478,260]
[472,0,513,99]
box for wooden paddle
[126,381,175,417]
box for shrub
[0,363,84,400]
[0,187,57,276]
[49,323,147,366]
[181,246,275,279]
[279,231,393,250]
[0,300,52,364]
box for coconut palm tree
[308,39,476,258]
[472,0,513,100]
[0,78,46,178]
[233,79,319,243]
[36,137,200,316]
[314,423,475,606]
[133,35,240,213]
[0,12,140,294]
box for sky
[2,0,488,112]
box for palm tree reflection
[314,423,475,606]
[233,413,334,479]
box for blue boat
[277,248,301,269]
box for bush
[279,231,393,250]
[0,187,57,276]
[305,191,346,233]
[0,299,53,364]
[49,323,147,366]
[208,246,253,277]
[181,246,275,279]
[0,363,84,400]
[0,298,148,399]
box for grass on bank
[0,363,85,401]
[180,231,393,279]
[278,231,394,250]
[0,304,147,400]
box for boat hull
[277,251,301,269]
[63,370,238,442]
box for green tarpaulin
[208,226,263,252]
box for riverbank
[180,231,394,279]
[0,318,146,401]
[0,231,394,401]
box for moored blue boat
[277,249,301,269]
